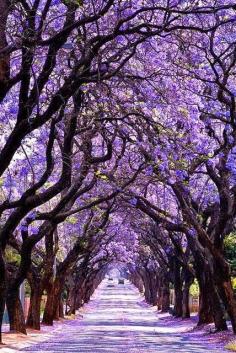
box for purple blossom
[189,228,197,237]
[20,166,28,177]
[9,106,18,115]
[206,159,214,168]
[28,211,37,220]
[145,165,153,176]
[228,135,234,145]
[129,197,137,207]
[175,169,188,180]
[30,226,38,234]
[116,36,124,44]
[52,0,61,5]
[164,246,172,255]
[20,224,28,232]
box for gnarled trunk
[173,259,183,317]
[161,278,170,312]
[182,269,194,319]
[6,290,26,334]
[42,281,54,326]
[197,268,227,331]
[221,280,236,333]
[26,286,41,330]
[59,298,64,318]
[198,274,213,325]
[215,274,236,333]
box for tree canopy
[1,0,236,342]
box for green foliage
[95,170,109,181]
[5,246,21,265]
[224,232,236,272]
[44,181,54,188]
[25,280,31,297]
[63,0,83,6]
[232,278,236,290]
[78,237,88,249]
[189,279,200,297]
[67,216,78,224]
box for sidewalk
[0,318,79,353]
[0,282,104,352]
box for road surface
[21,280,225,352]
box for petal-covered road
[21,280,226,353]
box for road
[20,280,225,352]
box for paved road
[21,280,225,352]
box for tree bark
[182,285,190,319]
[26,286,41,330]
[149,271,158,306]
[197,271,213,325]
[42,281,54,326]
[129,271,144,293]
[182,269,194,319]
[26,270,42,330]
[0,0,10,94]
[59,298,64,318]
[157,285,162,311]
[0,250,7,344]
[197,268,227,331]
[53,284,63,321]
[6,290,26,334]
[212,257,236,333]
[216,277,236,333]
[161,278,170,312]
[172,259,183,317]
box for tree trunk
[42,282,54,326]
[149,272,158,306]
[141,270,152,304]
[130,271,143,293]
[190,243,226,330]
[68,287,77,314]
[182,284,190,318]
[173,259,183,317]
[217,278,236,333]
[59,298,64,318]
[174,287,183,317]
[26,270,42,330]
[157,285,162,311]
[182,269,194,319]
[0,0,10,95]
[75,283,85,311]
[0,250,7,344]
[161,279,170,312]
[52,278,64,320]
[26,286,41,330]
[141,269,157,305]
[42,230,56,325]
[197,269,227,331]
[144,270,157,306]
[53,297,60,321]
[6,290,26,334]
[211,256,236,333]
[198,276,213,325]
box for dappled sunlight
[20,281,226,353]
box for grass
[225,341,236,351]
[64,314,76,320]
